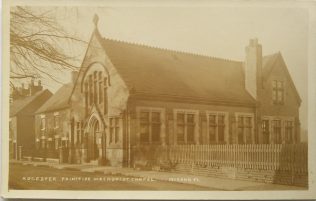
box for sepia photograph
[1,0,316,199]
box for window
[110,117,120,143]
[41,139,45,149]
[140,112,150,143]
[237,114,253,144]
[84,82,88,112]
[208,115,216,143]
[151,112,161,143]
[138,109,163,144]
[61,138,68,148]
[272,120,282,144]
[54,115,59,129]
[176,113,185,143]
[93,71,97,104]
[262,120,270,144]
[207,113,227,144]
[115,118,120,143]
[104,77,108,114]
[175,111,197,144]
[218,115,225,142]
[89,75,93,106]
[273,80,284,105]
[80,121,84,145]
[187,114,195,143]
[55,137,60,149]
[76,122,81,145]
[9,120,13,140]
[285,121,293,144]
[40,118,46,131]
[98,72,103,104]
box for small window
[285,121,293,144]
[138,109,163,144]
[110,117,120,144]
[54,115,59,129]
[40,118,46,130]
[140,112,150,143]
[208,113,227,144]
[76,122,81,144]
[98,75,103,104]
[109,119,114,143]
[272,120,282,144]
[177,113,185,143]
[103,77,108,114]
[187,114,195,143]
[237,115,253,144]
[89,75,93,106]
[151,112,161,143]
[218,115,225,143]
[208,115,216,143]
[272,80,284,105]
[262,120,270,144]
[115,118,120,143]
[176,112,197,144]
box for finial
[93,14,99,27]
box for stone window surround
[262,116,295,144]
[235,112,255,144]
[173,109,199,145]
[206,111,229,144]
[136,106,166,145]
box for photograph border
[1,0,316,199]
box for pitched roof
[262,52,280,78]
[101,37,255,105]
[262,52,301,103]
[10,89,51,117]
[36,83,73,114]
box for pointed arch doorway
[86,114,106,164]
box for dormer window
[272,80,284,105]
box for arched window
[84,82,88,115]
[93,71,97,104]
[104,77,108,114]
[98,72,103,104]
[82,63,110,114]
[89,75,93,106]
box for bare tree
[10,6,85,87]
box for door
[87,120,99,161]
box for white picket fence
[138,143,308,173]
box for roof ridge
[263,52,280,58]
[103,37,242,63]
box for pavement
[11,160,307,191]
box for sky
[31,6,309,130]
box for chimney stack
[244,38,262,100]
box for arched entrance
[88,120,99,160]
[86,115,106,163]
